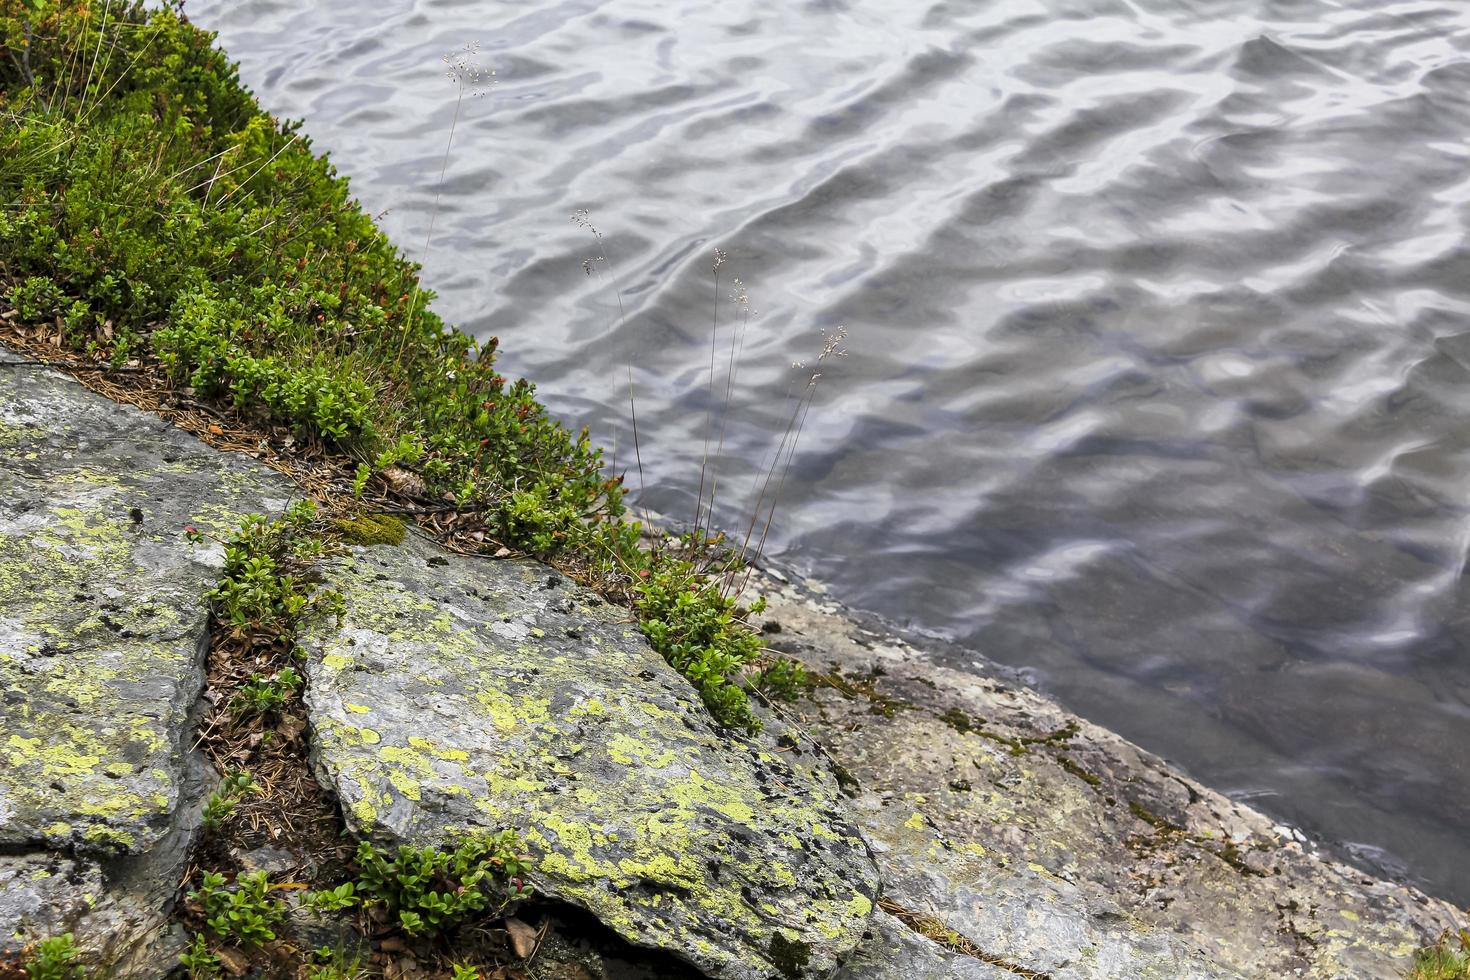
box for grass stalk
[74,0,112,121]
[702,277,752,555]
[395,41,485,365]
[693,248,725,540]
[573,210,646,515]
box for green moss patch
[332,514,406,547]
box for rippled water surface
[190,0,1470,902]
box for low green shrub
[751,656,812,702]
[306,947,369,980]
[352,833,532,937]
[201,769,261,832]
[301,882,359,915]
[636,562,766,730]
[25,934,84,980]
[201,501,340,634]
[178,934,221,979]
[233,667,302,715]
[191,870,287,947]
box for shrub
[25,934,84,980]
[751,656,812,703]
[178,934,221,979]
[191,870,287,947]
[352,833,532,937]
[636,561,766,730]
[301,883,359,915]
[201,769,261,832]
[233,667,302,715]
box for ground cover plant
[0,0,788,731]
[1411,931,1470,980]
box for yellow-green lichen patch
[300,536,882,978]
[0,500,186,852]
[0,379,288,856]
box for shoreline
[4,345,1464,980]
[1,4,1466,976]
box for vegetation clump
[332,513,406,546]
[190,870,288,948]
[1410,931,1470,980]
[200,769,261,832]
[352,833,533,937]
[0,0,778,731]
[24,934,84,980]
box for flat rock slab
[0,350,288,972]
[301,534,881,980]
[753,572,1468,980]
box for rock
[300,534,880,980]
[833,912,1010,980]
[505,916,539,959]
[751,571,1468,980]
[845,803,1242,980]
[0,349,288,974]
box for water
[188,0,1470,904]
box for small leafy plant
[25,934,84,980]
[302,882,359,915]
[191,870,287,947]
[352,833,532,937]
[751,656,812,703]
[178,934,221,979]
[306,945,368,980]
[201,769,261,831]
[636,560,767,730]
[207,501,338,635]
[232,667,302,715]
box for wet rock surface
[0,349,288,973]
[752,571,1468,980]
[300,534,881,980]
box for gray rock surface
[752,571,1468,980]
[299,534,881,980]
[833,912,1011,980]
[0,349,287,974]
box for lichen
[301,537,881,977]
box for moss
[940,708,976,733]
[1056,755,1101,788]
[332,514,406,547]
[1127,800,1183,835]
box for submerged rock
[300,534,881,980]
[0,349,288,974]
